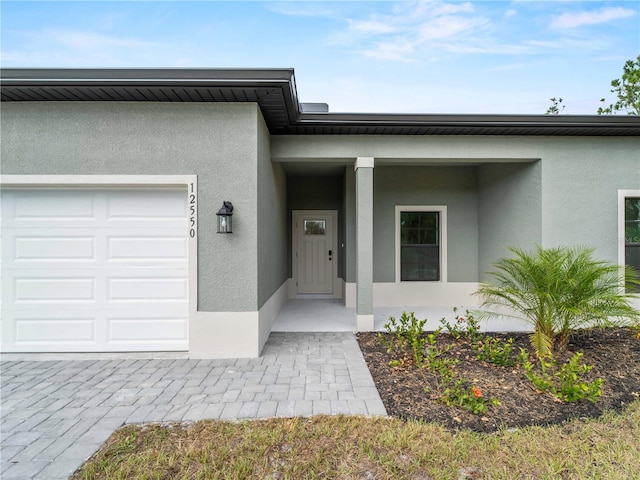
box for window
[396,206,446,282]
[625,197,640,291]
[304,220,326,235]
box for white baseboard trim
[189,311,260,359]
[258,280,289,352]
[345,282,480,308]
[189,280,289,359]
[356,314,375,331]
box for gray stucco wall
[1,102,263,312]
[274,134,640,278]
[257,115,288,308]
[372,166,479,283]
[478,161,542,281]
[539,138,640,262]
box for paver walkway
[0,332,386,480]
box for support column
[355,156,374,331]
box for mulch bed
[357,328,640,433]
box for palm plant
[476,245,640,360]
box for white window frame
[395,205,447,283]
[618,189,640,268]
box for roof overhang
[2,68,639,136]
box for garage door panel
[7,268,188,307]
[14,317,96,343]
[13,235,96,263]
[5,190,98,227]
[4,228,100,268]
[4,270,100,310]
[14,277,96,303]
[106,189,188,227]
[107,235,188,261]
[107,277,188,302]
[6,229,187,267]
[4,189,188,229]
[107,317,187,343]
[1,186,190,353]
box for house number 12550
[189,183,196,238]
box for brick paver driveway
[0,332,386,479]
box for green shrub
[519,349,603,403]
[380,312,501,415]
[379,312,428,366]
[473,337,516,367]
[440,380,500,415]
[423,332,457,380]
[476,245,640,360]
[439,307,482,343]
[555,353,604,403]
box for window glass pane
[625,198,640,244]
[420,229,438,245]
[421,213,438,229]
[400,211,441,281]
[304,220,326,235]
[403,229,420,245]
[401,212,420,228]
[401,246,440,281]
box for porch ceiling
[282,163,347,176]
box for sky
[2,0,639,114]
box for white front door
[295,211,335,294]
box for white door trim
[0,174,198,351]
[292,210,339,298]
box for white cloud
[428,2,475,17]
[551,6,636,29]
[361,40,418,63]
[527,36,611,51]
[417,15,488,41]
[444,42,532,55]
[329,1,493,62]
[2,28,174,68]
[323,1,636,63]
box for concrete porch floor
[272,299,356,332]
[272,299,477,332]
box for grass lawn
[73,400,640,479]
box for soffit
[2,68,639,136]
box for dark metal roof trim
[1,67,296,83]
[1,68,300,133]
[292,112,640,136]
[2,68,639,136]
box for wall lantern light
[216,201,234,234]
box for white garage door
[1,187,189,352]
